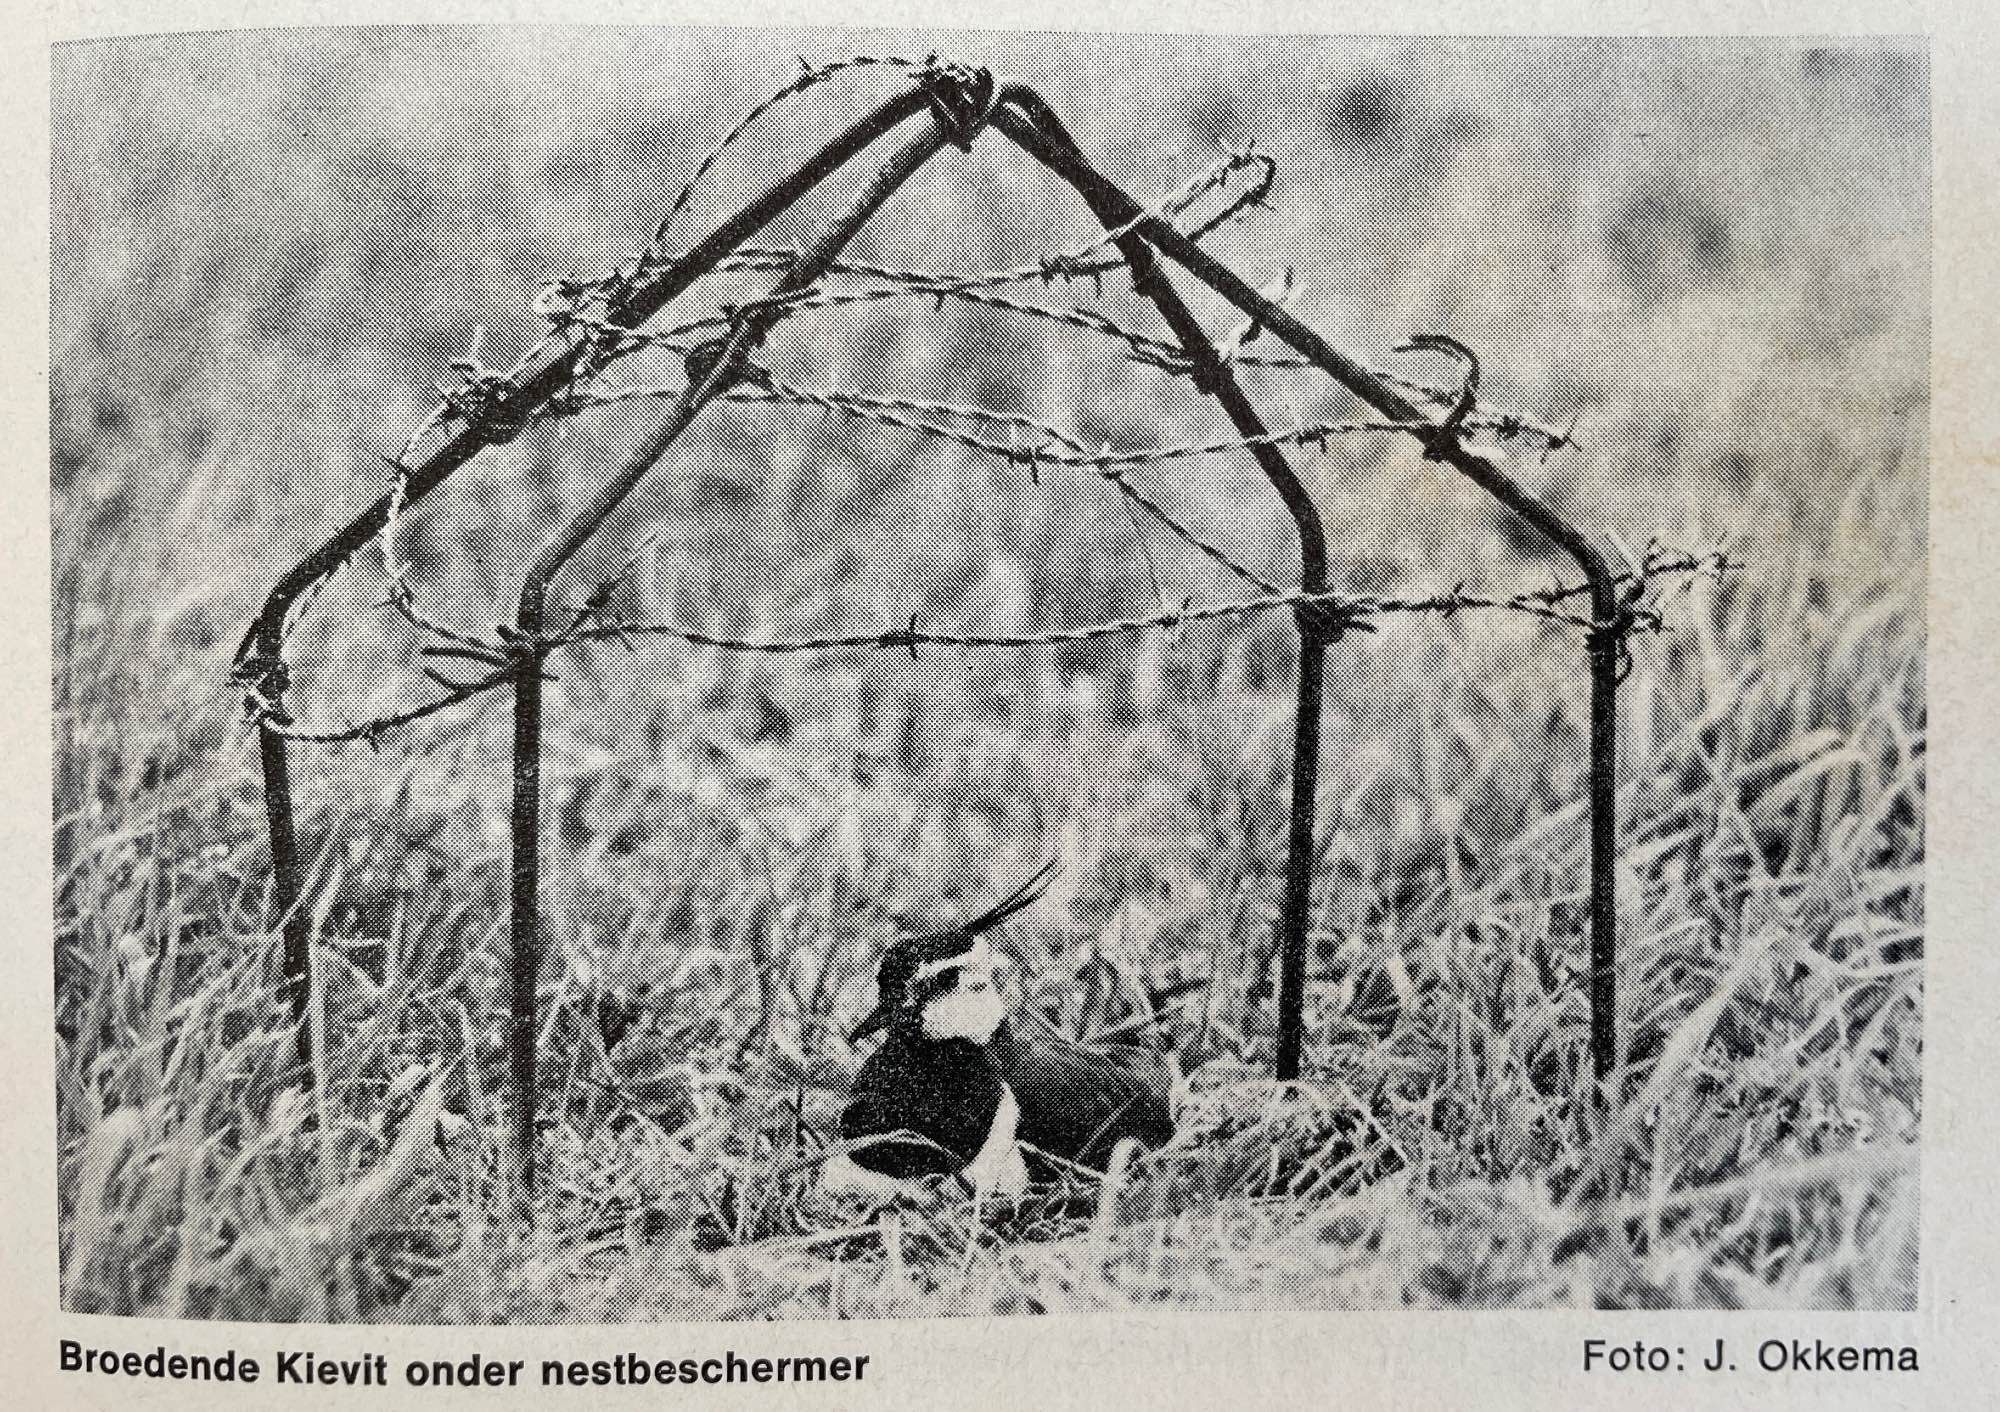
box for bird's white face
[920,960,1008,1043]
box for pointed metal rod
[235,87,931,1048]
[992,87,1333,1082]
[505,116,956,1224]
[994,92,1623,1089]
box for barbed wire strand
[649,56,933,256]
[545,375,1296,593]
[539,257,1572,451]
[536,147,1273,360]
[255,552,1734,744]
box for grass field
[53,32,1925,1317]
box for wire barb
[248,551,1729,744]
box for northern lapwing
[827,861,1176,1200]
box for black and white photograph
[52,26,1927,1323]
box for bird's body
[832,863,1175,1197]
[991,1023,1176,1173]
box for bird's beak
[848,1003,894,1044]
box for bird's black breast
[840,1031,1005,1179]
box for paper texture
[13,1,1995,1407]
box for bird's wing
[1000,1026,1176,1165]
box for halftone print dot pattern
[54,30,1925,1319]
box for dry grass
[54,33,1924,1318]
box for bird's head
[849,860,1057,1047]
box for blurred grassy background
[52,31,1927,1316]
